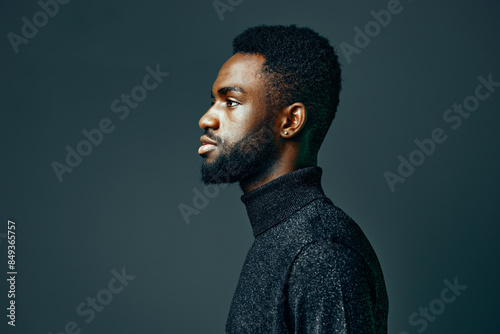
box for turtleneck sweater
[225,166,388,333]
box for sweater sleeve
[286,240,378,333]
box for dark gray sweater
[225,166,388,333]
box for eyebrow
[211,86,247,98]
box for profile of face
[198,53,279,185]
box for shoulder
[289,239,373,287]
[303,198,381,272]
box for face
[198,53,279,185]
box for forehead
[212,53,266,95]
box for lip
[198,143,217,155]
[200,135,217,146]
[199,135,218,155]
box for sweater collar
[240,166,326,237]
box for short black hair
[232,24,342,155]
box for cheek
[219,134,241,152]
[222,101,267,139]
[223,119,253,141]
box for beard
[200,115,278,185]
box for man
[198,24,388,333]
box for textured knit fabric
[225,166,388,333]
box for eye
[226,99,239,107]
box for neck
[240,166,325,237]
[239,157,317,194]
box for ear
[279,102,307,138]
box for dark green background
[1,0,499,333]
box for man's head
[198,24,342,188]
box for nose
[198,105,219,131]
